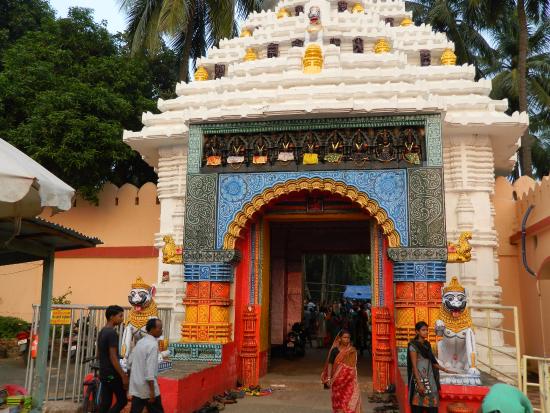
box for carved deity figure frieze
[402,127,421,165]
[205,135,222,166]
[226,135,247,168]
[351,128,369,163]
[302,132,320,165]
[277,133,295,162]
[325,130,345,163]
[252,135,269,165]
[375,129,396,162]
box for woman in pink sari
[321,330,362,413]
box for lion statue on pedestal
[435,276,481,384]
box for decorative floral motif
[388,247,448,262]
[185,174,218,250]
[220,175,248,203]
[408,168,446,247]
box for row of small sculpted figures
[202,145,422,166]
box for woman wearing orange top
[321,330,362,413]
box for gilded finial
[194,66,209,81]
[351,2,365,13]
[240,28,252,37]
[244,47,258,62]
[303,44,323,74]
[277,7,290,19]
[441,48,457,65]
[400,17,413,26]
[374,38,391,53]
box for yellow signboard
[50,309,71,325]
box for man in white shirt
[127,318,164,413]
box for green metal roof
[0,217,102,265]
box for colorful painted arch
[221,177,402,249]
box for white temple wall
[154,143,188,341]
[444,133,510,368]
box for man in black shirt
[98,305,128,413]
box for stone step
[159,360,220,380]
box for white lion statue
[435,276,480,382]
[120,277,168,370]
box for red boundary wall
[158,343,238,413]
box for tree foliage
[0,0,55,66]
[407,0,550,178]
[119,0,264,81]
[0,6,178,201]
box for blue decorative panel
[216,170,409,248]
[168,343,222,363]
[184,262,233,282]
[393,261,446,282]
[397,347,408,367]
[158,360,173,372]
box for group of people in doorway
[96,305,164,413]
[321,320,534,413]
[304,299,372,354]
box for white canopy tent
[0,138,100,411]
[0,137,75,218]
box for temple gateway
[124,0,527,408]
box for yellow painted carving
[194,66,209,81]
[198,305,210,323]
[162,235,183,264]
[222,178,401,249]
[415,306,429,324]
[277,7,290,19]
[441,48,457,65]
[351,2,365,13]
[210,306,230,323]
[396,308,415,328]
[447,231,472,263]
[244,48,257,62]
[185,306,198,323]
[374,38,391,54]
[303,44,323,74]
[400,17,413,26]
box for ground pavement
[222,348,394,413]
[0,349,400,412]
[0,357,26,387]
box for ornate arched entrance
[225,180,401,391]
[179,115,448,396]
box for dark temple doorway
[268,219,373,380]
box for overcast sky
[49,0,127,33]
